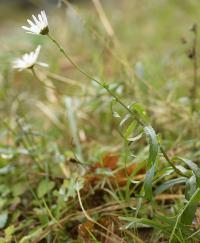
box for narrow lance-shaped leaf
[130,103,149,124]
[181,186,200,226]
[143,126,159,200]
[111,99,121,118]
[119,113,140,141]
[119,114,132,130]
[174,157,200,225]
[0,211,8,229]
[144,126,159,168]
[170,188,200,242]
[181,175,198,225]
[144,164,155,200]
[176,157,200,186]
[155,177,187,195]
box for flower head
[22,10,49,35]
[13,46,48,71]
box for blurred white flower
[13,46,48,71]
[22,10,49,35]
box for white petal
[38,13,43,24]
[13,45,48,71]
[37,62,48,67]
[32,15,40,25]
[41,11,48,26]
[22,10,48,35]
[35,45,41,57]
[22,26,31,31]
[27,19,36,28]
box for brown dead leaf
[90,153,119,172]
[78,220,95,241]
[84,153,145,187]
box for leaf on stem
[143,126,159,200]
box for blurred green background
[0,1,200,241]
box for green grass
[0,0,200,242]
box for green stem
[48,34,98,83]
[47,34,143,125]
[47,33,188,178]
[160,147,187,178]
[31,67,42,82]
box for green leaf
[189,188,200,204]
[127,133,143,142]
[144,165,155,200]
[181,176,198,225]
[124,121,137,139]
[143,126,159,200]
[120,217,179,239]
[181,201,198,226]
[19,227,43,243]
[59,177,84,202]
[5,225,15,237]
[177,157,200,186]
[111,99,121,118]
[119,113,140,142]
[0,211,8,229]
[37,180,55,198]
[12,183,27,197]
[185,175,197,200]
[144,126,159,168]
[4,225,15,242]
[181,189,200,226]
[155,177,187,195]
[130,103,149,123]
[119,114,132,129]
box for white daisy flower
[22,10,49,35]
[13,46,48,71]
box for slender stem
[190,24,198,112]
[31,67,42,82]
[47,33,188,178]
[47,33,143,125]
[76,181,123,241]
[160,147,187,178]
[48,34,97,82]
